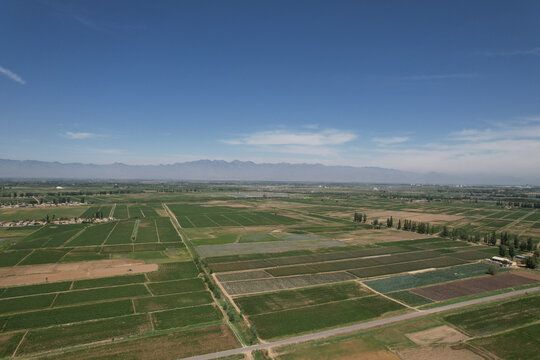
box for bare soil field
[276,336,399,360]
[405,325,468,346]
[396,345,484,360]
[411,272,538,301]
[0,259,158,287]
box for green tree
[525,255,538,269]
[499,245,507,257]
[441,225,449,237]
[509,245,515,259]
[527,237,534,251]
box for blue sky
[1,0,540,178]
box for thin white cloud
[365,117,540,178]
[241,129,356,146]
[222,128,356,157]
[477,47,540,57]
[62,131,100,139]
[373,136,409,145]
[0,65,26,85]
[400,73,480,81]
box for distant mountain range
[0,159,535,185]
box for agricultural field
[0,182,539,358]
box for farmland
[0,182,539,358]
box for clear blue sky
[1,0,540,178]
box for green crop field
[12,224,87,249]
[72,274,146,289]
[0,281,72,298]
[250,295,404,339]
[235,282,370,315]
[105,220,136,245]
[113,204,129,219]
[18,248,72,265]
[147,278,206,295]
[145,261,199,282]
[0,207,87,222]
[444,295,540,336]
[0,250,31,267]
[467,323,540,360]
[1,182,539,359]
[0,293,56,315]
[0,299,134,332]
[151,304,222,330]
[135,291,213,312]
[66,221,116,246]
[53,284,149,306]
[17,314,152,356]
[135,219,158,243]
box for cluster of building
[0,201,85,209]
[0,217,115,228]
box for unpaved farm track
[0,259,158,287]
[179,286,540,360]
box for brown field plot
[411,272,539,301]
[0,259,157,287]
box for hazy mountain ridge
[0,159,533,185]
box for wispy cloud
[62,131,100,139]
[365,116,540,178]
[223,129,355,147]
[373,136,409,145]
[477,47,540,57]
[222,128,356,157]
[400,73,480,81]
[242,129,356,146]
[0,65,26,85]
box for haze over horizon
[2,1,540,181]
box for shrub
[487,264,499,275]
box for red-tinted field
[411,272,538,301]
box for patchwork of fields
[168,203,298,228]
[0,188,539,359]
[0,259,236,358]
[0,216,184,268]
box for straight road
[180,286,540,360]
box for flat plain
[0,182,539,359]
